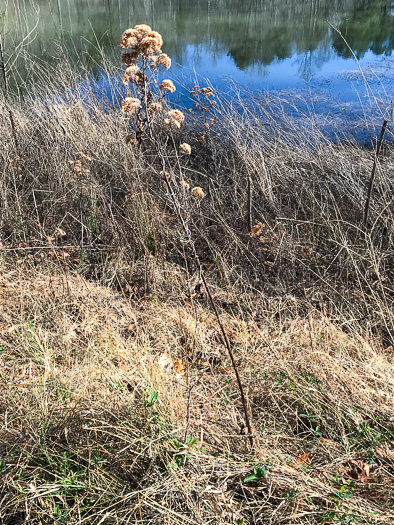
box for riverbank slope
[1,81,393,523]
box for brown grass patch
[0,263,393,524]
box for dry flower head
[191,186,205,198]
[251,222,264,238]
[150,103,162,113]
[159,79,176,93]
[121,50,140,65]
[164,118,181,129]
[68,158,90,176]
[70,160,82,173]
[157,53,171,69]
[75,152,91,161]
[120,25,163,56]
[122,97,141,115]
[123,65,140,84]
[179,143,191,155]
[119,26,181,146]
[166,109,185,123]
[251,222,271,242]
[200,87,214,97]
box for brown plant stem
[199,271,255,450]
[183,377,195,443]
[0,41,18,149]
[159,156,255,451]
[363,119,387,229]
[247,176,252,232]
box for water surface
[3,0,394,138]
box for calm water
[3,0,394,138]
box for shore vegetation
[0,25,393,525]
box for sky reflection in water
[4,0,394,139]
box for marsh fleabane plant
[119,26,255,450]
[120,24,185,147]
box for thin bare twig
[159,157,256,451]
[363,119,388,229]
[247,176,253,232]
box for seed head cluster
[251,222,264,237]
[164,118,180,129]
[150,103,163,113]
[120,25,163,56]
[68,152,91,176]
[122,97,141,115]
[167,109,185,123]
[164,109,185,129]
[179,143,192,155]
[191,186,205,198]
[122,64,140,85]
[159,79,176,93]
[157,53,171,70]
[120,25,172,90]
[120,25,186,149]
[121,50,140,65]
[190,85,214,98]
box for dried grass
[0,54,393,524]
[0,262,393,524]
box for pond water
[3,0,394,140]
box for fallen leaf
[376,444,394,461]
[174,358,185,375]
[319,437,340,449]
[294,452,312,467]
[346,460,376,484]
[361,463,370,478]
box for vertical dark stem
[0,41,19,149]
[8,109,19,149]
[363,119,387,229]
[247,176,252,232]
[183,378,194,442]
[120,42,255,450]
[160,157,255,451]
[0,40,7,92]
[200,271,255,450]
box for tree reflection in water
[2,0,394,87]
